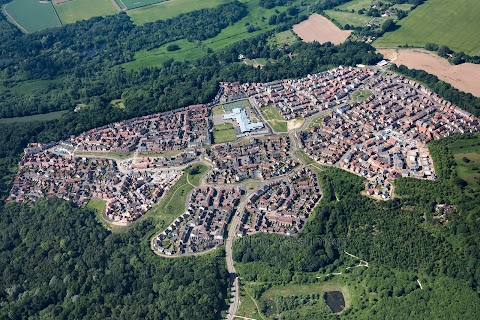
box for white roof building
[224,108,264,133]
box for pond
[84,43,107,58]
[325,291,345,313]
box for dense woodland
[0,199,228,319]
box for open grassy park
[147,164,207,229]
[260,105,287,132]
[122,39,208,70]
[3,0,61,33]
[374,0,480,55]
[54,0,118,25]
[236,277,352,319]
[351,89,372,103]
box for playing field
[3,0,62,33]
[223,99,251,111]
[374,0,480,55]
[128,0,230,23]
[213,123,237,143]
[54,0,119,24]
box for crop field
[293,13,352,45]
[120,0,166,9]
[374,0,480,55]
[54,0,119,25]
[3,0,61,33]
[381,48,480,97]
[122,39,207,70]
[128,0,231,24]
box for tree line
[390,64,480,117]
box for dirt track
[380,48,480,97]
[293,14,351,45]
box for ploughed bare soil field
[380,48,480,97]
[293,13,351,45]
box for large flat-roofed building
[224,108,264,133]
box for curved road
[225,191,254,320]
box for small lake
[84,43,107,58]
[325,291,345,313]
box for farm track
[2,4,28,33]
[110,0,122,12]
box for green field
[201,0,287,52]
[324,10,375,28]
[128,0,231,24]
[3,0,61,33]
[54,0,118,25]
[222,99,251,111]
[212,105,224,115]
[307,115,326,129]
[351,89,372,103]
[126,0,289,66]
[237,279,352,318]
[122,39,207,70]
[213,123,237,143]
[0,110,68,124]
[243,58,267,68]
[86,198,107,213]
[449,135,480,194]
[120,0,165,9]
[374,0,480,55]
[269,29,299,46]
[110,99,125,109]
[147,164,207,228]
[334,0,374,12]
[260,105,287,132]
[0,79,60,95]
